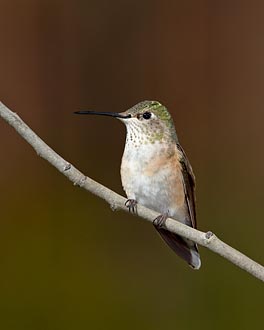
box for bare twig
[0,101,263,282]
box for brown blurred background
[0,1,263,329]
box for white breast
[120,140,185,219]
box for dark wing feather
[176,143,197,229]
[156,228,194,264]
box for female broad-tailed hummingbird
[75,101,201,269]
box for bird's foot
[153,212,169,229]
[125,199,138,214]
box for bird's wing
[153,143,201,269]
[176,143,197,229]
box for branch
[0,101,264,282]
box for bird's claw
[125,199,137,214]
[153,213,169,229]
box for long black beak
[74,110,131,119]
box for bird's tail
[155,227,201,269]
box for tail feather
[155,227,201,269]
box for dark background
[0,1,263,329]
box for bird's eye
[142,112,152,120]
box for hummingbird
[75,101,201,269]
